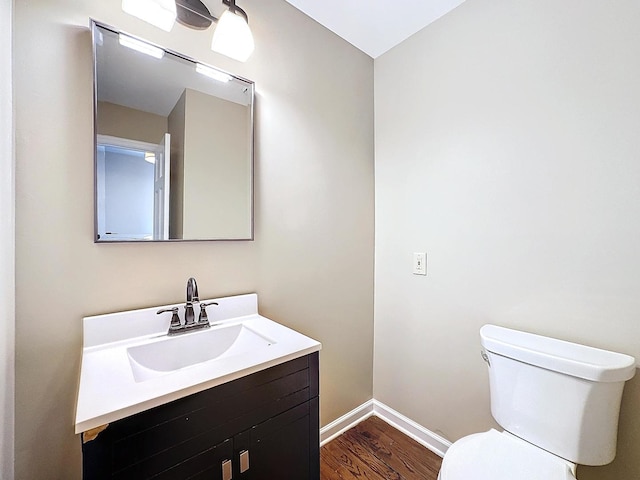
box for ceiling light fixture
[122,0,255,62]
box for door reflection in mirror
[96,135,170,241]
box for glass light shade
[122,0,177,32]
[211,10,255,62]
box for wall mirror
[92,20,254,242]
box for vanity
[81,20,320,478]
[75,293,321,479]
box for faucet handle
[157,307,181,332]
[198,302,219,325]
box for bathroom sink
[75,293,321,434]
[127,324,275,382]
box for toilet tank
[480,324,636,466]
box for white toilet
[438,324,636,480]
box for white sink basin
[75,293,322,434]
[127,324,275,382]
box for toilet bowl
[437,324,636,479]
[438,430,576,480]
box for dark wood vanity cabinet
[82,353,319,480]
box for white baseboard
[320,400,375,446]
[319,399,452,458]
[372,400,451,457]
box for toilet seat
[438,429,577,480]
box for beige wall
[14,0,374,478]
[374,1,640,478]
[1,0,15,477]
[168,88,252,240]
[182,89,251,239]
[168,90,186,239]
[96,100,168,144]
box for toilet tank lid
[480,325,636,382]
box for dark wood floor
[320,415,443,480]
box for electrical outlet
[413,252,426,275]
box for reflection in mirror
[92,20,254,242]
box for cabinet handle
[239,449,250,473]
[222,459,232,480]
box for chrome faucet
[185,277,199,326]
[156,277,217,336]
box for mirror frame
[91,20,255,243]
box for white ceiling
[284,0,467,58]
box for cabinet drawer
[112,370,310,468]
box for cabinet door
[246,402,318,480]
[161,437,234,480]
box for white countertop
[75,293,321,434]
